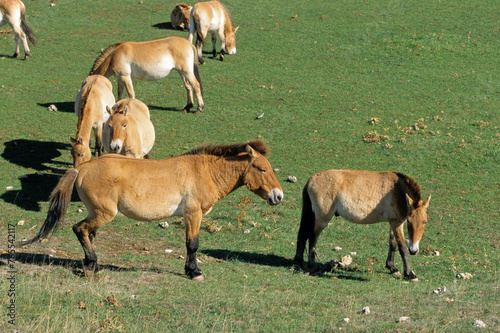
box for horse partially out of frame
[294,170,430,281]
[21,141,284,281]
[0,0,36,60]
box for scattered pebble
[334,246,342,251]
[362,306,370,314]
[431,250,440,256]
[6,186,13,190]
[75,301,86,309]
[433,286,448,294]
[159,221,169,228]
[130,295,138,299]
[17,220,25,226]
[473,319,486,328]
[243,229,251,234]
[287,175,297,183]
[457,272,473,279]
[273,168,280,172]
[343,318,350,323]
[164,249,173,253]
[340,255,352,267]
[48,104,58,111]
[350,252,357,256]
[397,316,411,323]
[77,208,83,213]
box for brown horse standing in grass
[0,0,36,60]
[89,36,204,114]
[170,3,192,30]
[103,98,155,159]
[21,141,284,281]
[70,75,115,167]
[294,170,430,281]
[188,0,238,64]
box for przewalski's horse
[0,0,36,60]
[294,170,430,281]
[171,3,192,30]
[70,75,115,167]
[188,0,238,64]
[89,36,204,114]
[103,98,155,159]
[21,140,284,281]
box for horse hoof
[410,277,419,282]
[392,271,402,277]
[192,274,206,282]
[194,110,203,115]
[181,109,189,114]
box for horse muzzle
[409,240,419,255]
[109,140,123,154]
[267,188,283,206]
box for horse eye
[123,124,127,128]
[79,153,85,158]
[259,169,266,174]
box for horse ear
[245,144,257,158]
[69,136,76,146]
[234,26,239,33]
[405,193,414,209]
[123,105,129,116]
[106,106,113,116]
[423,195,431,208]
[77,136,84,144]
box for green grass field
[1,0,498,331]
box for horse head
[170,3,192,30]
[225,26,238,55]
[406,194,431,255]
[241,143,283,206]
[70,135,91,167]
[105,105,130,154]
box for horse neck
[221,7,233,35]
[207,155,248,199]
[75,105,95,142]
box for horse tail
[20,11,36,45]
[89,43,121,76]
[294,181,316,263]
[20,169,79,246]
[192,10,205,45]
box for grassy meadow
[1,0,498,331]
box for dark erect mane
[396,172,422,206]
[184,140,269,157]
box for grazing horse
[0,0,36,60]
[89,36,204,114]
[188,0,238,64]
[102,98,155,159]
[21,140,284,281]
[70,75,115,167]
[294,170,431,281]
[171,3,192,30]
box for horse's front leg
[211,32,217,58]
[184,208,205,281]
[94,125,103,156]
[218,32,225,61]
[390,221,418,281]
[385,227,400,276]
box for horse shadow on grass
[148,104,181,113]
[1,139,74,211]
[0,252,133,277]
[38,102,74,113]
[152,22,183,31]
[201,249,368,281]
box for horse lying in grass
[89,36,204,114]
[294,170,430,282]
[188,0,238,64]
[103,98,155,159]
[0,0,36,60]
[70,75,115,167]
[171,3,191,30]
[21,140,284,281]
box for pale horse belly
[131,55,176,81]
[334,195,389,225]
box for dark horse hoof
[405,270,419,282]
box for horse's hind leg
[73,213,114,276]
[385,228,400,276]
[94,125,103,156]
[117,75,135,100]
[179,74,194,114]
[195,34,205,65]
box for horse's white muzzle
[409,240,419,255]
[109,140,123,154]
[267,188,283,206]
[228,48,236,55]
